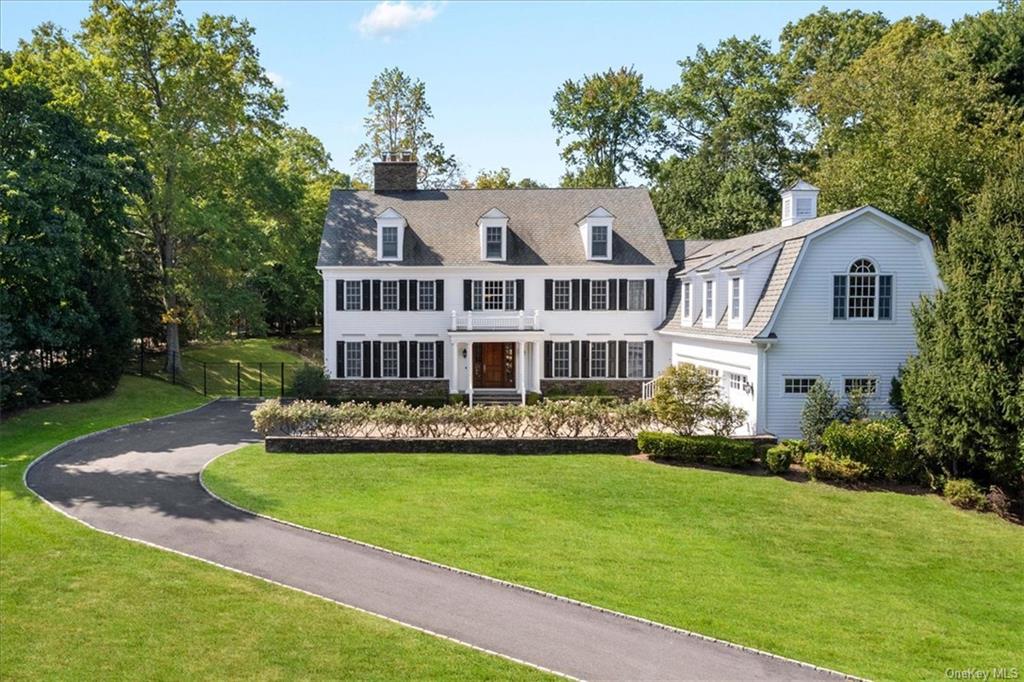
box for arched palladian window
[833,258,893,320]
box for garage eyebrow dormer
[578,207,614,260]
[375,207,406,262]
[479,207,509,261]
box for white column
[518,340,526,404]
[468,341,474,407]
[449,340,459,395]
[533,340,542,395]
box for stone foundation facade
[329,379,449,402]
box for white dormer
[577,207,614,260]
[375,207,406,261]
[478,208,509,261]
[680,278,695,326]
[726,271,743,330]
[780,179,820,227]
[702,276,717,328]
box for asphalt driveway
[26,399,841,681]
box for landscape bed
[205,446,1024,681]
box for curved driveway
[26,400,841,681]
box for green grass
[206,449,1024,681]
[0,377,544,680]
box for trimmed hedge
[943,478,990,511]
[764,445,793,475]
[821,418,918,481]
[804,453,868,482]
[638,431,755,468]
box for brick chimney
[373,151,418,191]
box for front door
[473,342,516,388]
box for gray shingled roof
[659,207,864,341]
[318,188,674,267]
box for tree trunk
[156,217,182,374]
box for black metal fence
[129,345,309,398]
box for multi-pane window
[590,280,608,310]
[844,377,877,395]
[485,226,503,259]
[848,259,876,318]
[418,281,435,311]
[591,225,609,258]
[730,277,741,320]
[702,366,721,381]
[590,342,607,377]
[380,226,398,259]
[553,280,571,310]
[345,343,362,378]
[418,343,435,377]
[833,260,892,321]
[728,372,745,390]
[682,282,691,319]
[626,341,645,378]
[345,280,362,310]
[381,281,399,310]
[381,342,399,378]
[705,280,714,319]
[626,280,646,311]
[552,342,571,378]
[472,280,516,311]
[784,377,816,394]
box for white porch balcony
[450,310,541,331]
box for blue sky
[1,1,996,185]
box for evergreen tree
[901,146,1024,494]
[801,379,839,451]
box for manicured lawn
[0,377,543,680]
[206,448,1024,681]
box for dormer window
[703,279,716,328]
[681,281,693,324]
[728,276,743,329]
[578,207,614,260]
[478,208,509,261]
[375,207,406,262]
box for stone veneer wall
[329,379,449,401]
[266,436,638,455]
[540,379,644,400]
[372,161,418,191]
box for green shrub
[782,439,808,463]
[800,379,838,451]
[943,478,991,511]
[637,431,754,468]
[764,445,793,474]
[292,364,329,399]
[652,364,735,435]
[803,453,869,482]
[821,418,919,481]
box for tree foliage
[0,72,147,408]
[551,66,651,188]
[352,67,461,189]
[471,167,545,189]
[651,364,745,435]
[900,147,1024,494]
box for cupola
[780,179,819,227]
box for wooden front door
[473,343,516,388]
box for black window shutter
[336,341,345,376]
[435,340,445,378]
[618,279,628,309]
[543,340,553,378]
[644,340,654,378]
[399,340,408,378]
[435,280,445,311]
[408,341,419,378]
[581,340,591,378]
[645,279,655,310]
[544,280,553,311]
[515,279,525,311]
[570,340,580,378]
[833,275,847,320]
[362,280,371,311]
[617,340,627,378]
[463,279,472,311]
[362,340,372,377]
[398,280,408,311]
[581,279,591,311]
[608,340,618,378]
[336,280,345,311]
[608,278,618,310]
[571,279,581,311]
[879,275,893,320]
[372,341,382,378]
[408,280,418,311]
[372,280,381,311]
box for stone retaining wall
[265,436,639,455]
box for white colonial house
[318,159,941,437]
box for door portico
[448,334,543,405]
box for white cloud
[266,71,287,88]
[357,1,440,38]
